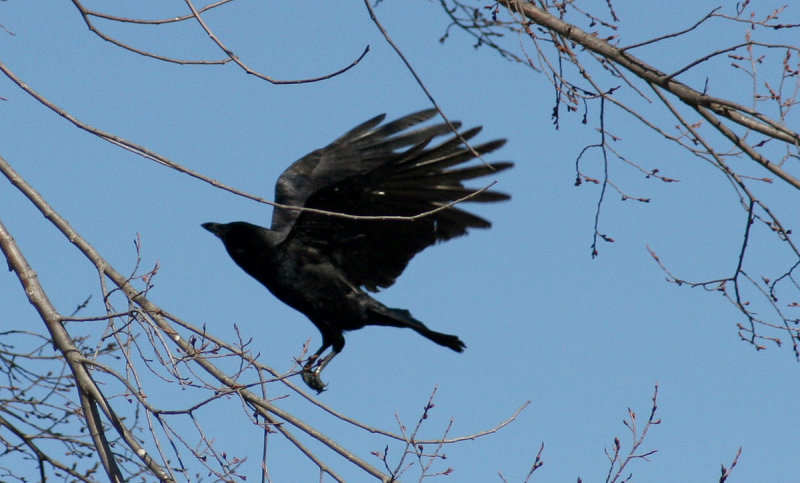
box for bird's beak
[202,222,223,238]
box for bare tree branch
[497,0,800,188]
[0,214,173,482]
[71,0,370,83]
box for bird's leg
[301,349,339,394]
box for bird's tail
[369,307,466,352]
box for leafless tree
[439,0,800,357]
[1,2,530,481]
[0,150,529,481]
[4,0,781,480]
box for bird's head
[201,222,228,239]
[202,221,261,243]
[202,221,278,251]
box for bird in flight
[203,109,512,392]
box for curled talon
[301,366,327,393]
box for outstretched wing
[282,111,512,292]
[270,110,449,237]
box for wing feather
[281,111,512,291]
[270,111,442,236]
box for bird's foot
[302,358,327,394]
[301,369,327,393]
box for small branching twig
[601,383,660,483]
[439,0,800,357]
[500,442,544,482]
[71,0,368,83]
[719,447,742,483]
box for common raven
[203,109,511,392]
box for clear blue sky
[2,1,799,481]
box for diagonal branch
[0,153,391,482]
[0,60,499,225]
[498,0,800,189]
[0,413,95,482]
[0,214,173,482]
[363,0,494,168]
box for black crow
[203,109,511,392]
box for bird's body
[203,110,511,392]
